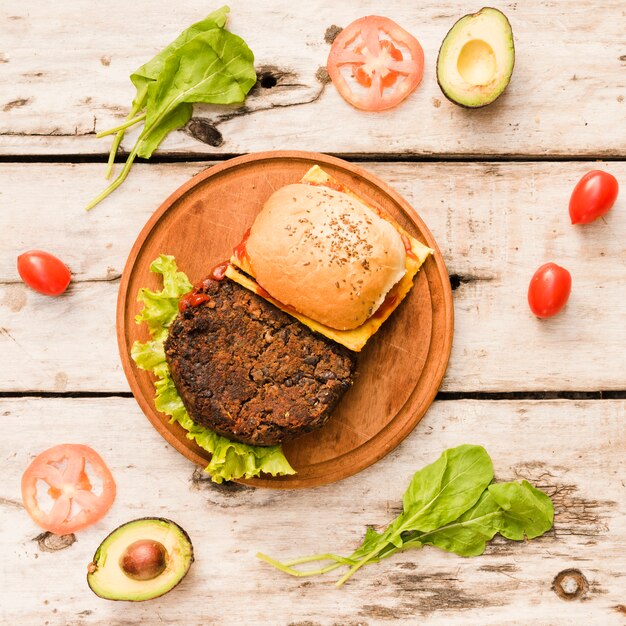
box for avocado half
[437,7,515,108]
[87,517,193,601]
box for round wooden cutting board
[117,151,453,489]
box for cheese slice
[227,165,432,351]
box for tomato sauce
[210,261,229,281]
[178,291,210,312]
[178,262,229,312]
[233,228,251,265]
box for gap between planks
[1,390,625,400]
[0,153,625,165]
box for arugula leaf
[87,8,256,210]
[377,480,555,559]
[134,29,256,160]
[488,479,555,540]
[394,444,494,535]
[334,444,493,583]
[131,255,295,484]
[257,447,554,585]
[102,6,230,178]
[130,6,230,98]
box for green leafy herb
[87,7,256,210]
[102,6,230,180]
[257,445,553,585]
[131,255,295,484]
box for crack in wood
[3,98,31,112]
[449,273,495,291]
[189,467,281,507]
[363,569,496,616]
[184,65,327,148]
[0,274,120,287]
[510,462,615,539]
[0,496,23,509]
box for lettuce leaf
[131,255,296,483]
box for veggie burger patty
[164,277,356,446]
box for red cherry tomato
[528,263,572,319]
[21,444,116,534]
[17,250,71,296]
[569,170,619,224]
[327,16,424,111]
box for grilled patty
[164,277,356,446]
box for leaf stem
[284,553,350,567]
[96,112,147,139]
[257,552,347,578]
[85,147,138,211]
[103,94,146,179]
[335,544,383,586]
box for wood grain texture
[117,152,453,487]
[1,1,625,157]
[1,397,624,625]
[1,161,624,393]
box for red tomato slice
[327,16,424,111]
[21,444,116,534]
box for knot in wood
[186,118,223,147]
[552,568,589,601]
[34,531,76,552]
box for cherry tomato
[528,263,572,319]
[17,250,71,296]
[327,16,424,111]
[21,444,116,534]
[569,170,619,224]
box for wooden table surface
[1,1,625,624]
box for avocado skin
[87,517,194,602]
[436,7,515,109]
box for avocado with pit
[437,7,514,108]
[87,517,193,601]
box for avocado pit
[120,539,168,581]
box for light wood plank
[1,161,624,392]
[0,397,624,624]
[1,1,625,157]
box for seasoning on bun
[227,165,432,351]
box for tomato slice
[21,444,116,534]
[327,16,424,111]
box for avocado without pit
[437,7,515,108]
[87,517,193,601]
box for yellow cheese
[228,165,432,351]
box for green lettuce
[131,255,295,483]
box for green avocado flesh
[437,7,514,107]
[87,518,193,601]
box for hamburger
[163,165,431,446]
